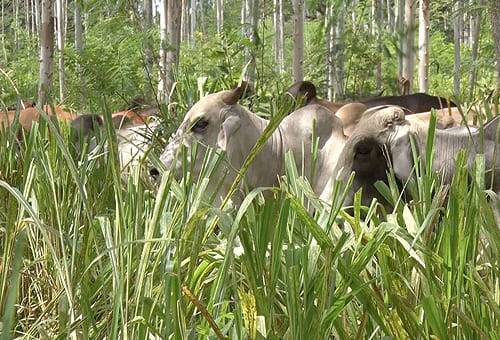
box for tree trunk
[34,0,40,34]
[386,0,394,28]
[38,0,55,106]
[292,0,304,83]
[273,0,284,73]
[56,0,65,101]
[401,0,415,94]
[375,0,382,91]
[216,0,223,34]
[242,0,259,84]
[158,0,181,104]
[74,0,84,103]
[190,0,196,45]
[1,0,6,61]
[334,1,346,97]
[453,0,462,97]
[180,0,188,42]
[418,0,429,92]
[491,0,500,90]
[326,4,335,100]
[396,0,405,80]
[468,3,482,99]
[14,0,19,51]
[144,0,153,98]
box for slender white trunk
[401,0,415,94]
[326,5,335,100]
[273,0,284,73]
[242,0,258,83]
[74,0,84,103]
[292,0,304,82]
[453,1,461,97]
[56,0,64,101]
[468,4,481,99]
[396,0,404,79]
[491,0,500,90]
[14,0,19,50]
[38,0,54,106]
[158,0,167,102]
[190,0,196,45]
[418,0,429,92]
[180,0,188,42]
[375,0,382,91]
[386,0,393,28]
[352,0,357,30]
[216,0,223,34]
[144,0,153,97]
[34,0,40,33]
[158,0,181,104]
[334,2,345,97]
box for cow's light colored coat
[321,106,499,205]
[159,88,346,202]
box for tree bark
[418,0,429,92]
[38,0,55,106]
[158,0,181,104]
[491,0,500,90]
[144,0,153,98]
[242,0,259,84]
[375,0,383,91]
[401,0,415,94]
[326,5,335,100]
[190,0,196,45]
[273,0,284,73]
[396,0,405,80]
[453,0,462,97]
[468,2,482,99]
[292,0,304,82]
[56,0,65,101]
[216,0,223,34]
[34,0,40,34]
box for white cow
[321,105,499,206]
[156,83,347,203]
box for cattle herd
[1,81,499,210]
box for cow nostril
[149,167,160,179]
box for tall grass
[0,95,498,339]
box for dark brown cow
[286,81,456,114]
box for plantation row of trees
[1,0,499,112]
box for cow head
[155,83,250,183]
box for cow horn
[222,81,251,105]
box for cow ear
[221,81,251,105]
[217,115,241,151]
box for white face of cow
[158,86,246,181]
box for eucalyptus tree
[292,0,304,82]
[401,0,415,94]
[418,0,430,92]
[273,0,284,73]
[158,0,181,104]
[55,0,64,101]
[216,0,223,34]
[492,0,500,90]
[453,0,462,96]
[38,0,54,106]
[242,0,259,84]
[468,0,482,98]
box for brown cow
[0,105,75,131]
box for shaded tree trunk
[34,0,40,33]
[375,0,382,91]
[326,4,335,100]
[56,0,65,101]
[38,0,55,106]
[468,3,482,99]
[190,0,196,45]
[216,0,223,34]
[418,0,429,92]
[396,0,405,81]
[292,0,304,82]
[453,0,462,97]
[273,0,284,73]
[242,0,259,84]
[74,0,84,103]
[144,0,153,98]
[492,0,500,90]
[158,0,181,104]
[401,0,415,94]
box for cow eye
[191,119,209,133]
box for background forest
[1,0,499,339]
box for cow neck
[232,105,284,187]
[409,122,480,178]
